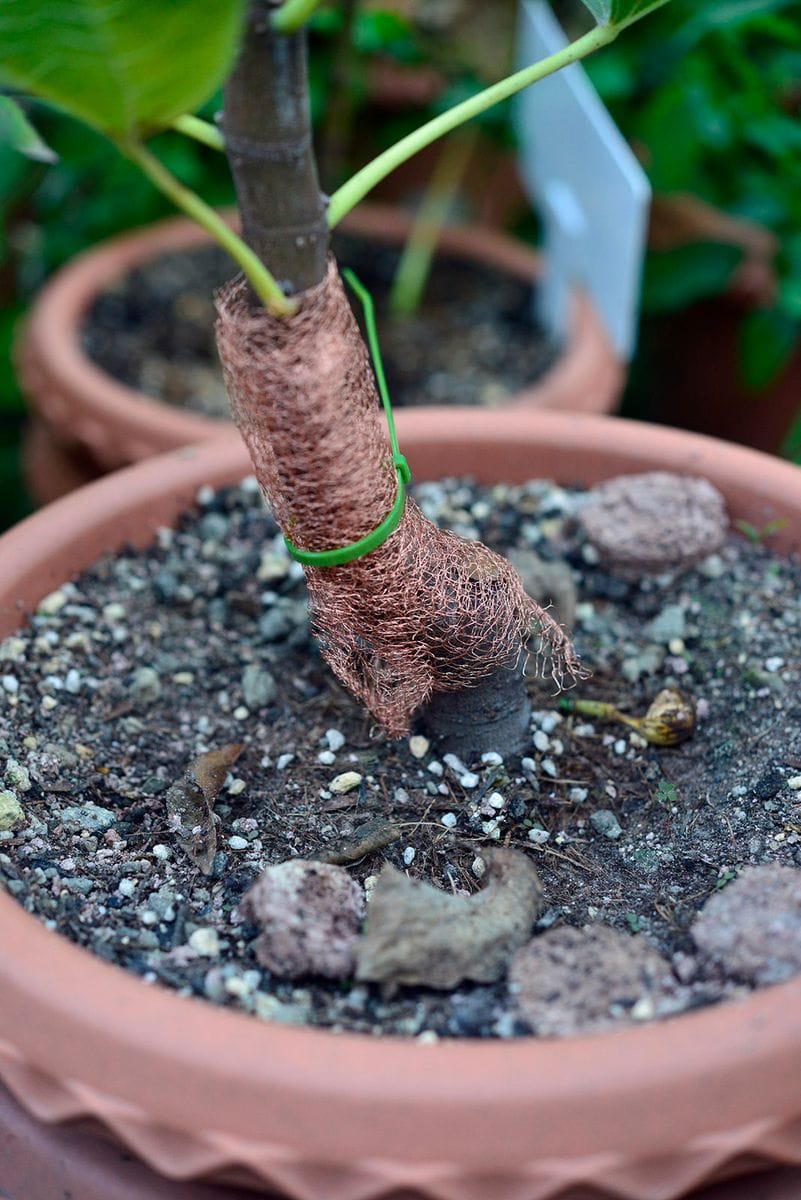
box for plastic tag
[515,0,651,360]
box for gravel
[0,473,800,1039]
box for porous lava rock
[579,471,728,575]
[241,859,365,979]
[692,865,801,986]
[509,924,677,1037]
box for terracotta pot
[1,409,801,1200]
[21,415,103,507]
[646,297,801,456]
[17,203,622,475]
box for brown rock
[692,865,801,986]
[579,471,727,575]
[355,848,541,991]
[509,924,676,1037]
[242,859,364,979]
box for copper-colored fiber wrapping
[216,261,580,735]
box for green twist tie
[283,267,411,569]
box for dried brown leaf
[319,817,402,865]
[165,744,242,875]
[355,848,542,991]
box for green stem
[170,114,225,152]
[271,0,325,35]
[327,22,616,228]
[120,139,294,316]
[388,129,476,318]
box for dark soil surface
[82,235,557,416]
[1,476,800,1039]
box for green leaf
[610,0,673,24]
[578,0,612,24]
[642,243,743,314]
[0,0,247,139]
[739,308,799,391]
[0,95,56,161]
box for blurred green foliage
[583,0,801,394]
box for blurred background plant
[2,0,800,530]
[569,0,801,451]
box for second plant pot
[17,203,622,494]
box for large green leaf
[578,0,672,25]
[0,95,56,161]
[0,0,247,139]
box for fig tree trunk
[218,1,577,761]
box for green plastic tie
[284,268,411,568]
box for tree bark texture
[222,1,328,295]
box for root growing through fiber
[216,260,583,737]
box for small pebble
[276,754,294,771]
[228,836,249,851]
[325,729,345,752]
[788,776,801,791]
[64,669,82,694]
[5,759,31,792]
[459,772,479,789]
[329,771,362,794]
[0,791,24,831]
[409,735,429,759]
[228,778,247,796]
[189,928,221,958]
[440,812,458,828]
[38,589,68,616]
[1,675,19,695]
[128,667,162,703]
[533,730,550,753]
[317,750,336,766]
[428,761,444,777]
[541,758,557,779]
[528,827,550,844]
[481,752,503,766]
[403,847,416,866]
[233,706,249,721]
[590,809,623,840]
[241,665,277,710]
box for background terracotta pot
[16,203,622,491]
[645,295,801,456]
[1,409,801,1200]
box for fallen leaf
[319,816,402,864]
[165,744,242,875]
[355,848,542,991]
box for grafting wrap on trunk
[215,260,581,736]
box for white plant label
[515,0,651,359]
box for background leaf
[0,96,56,162]
[739,308,799,391]
[641,243,743,313]
[0,0,247,138]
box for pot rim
[18,203,621,467]
[1,409,800,1193]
